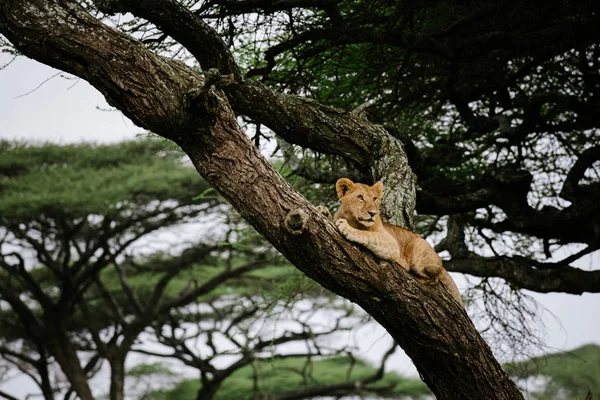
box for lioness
[324,178,463,307]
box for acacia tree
[0,140,222,400]
[4,0,598,398]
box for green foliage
[127,362,176,378]
[0,139,223,337]
[97,259,307,306]
[0,139,208,220]
[505,344,600,400]
[146,356,430,400]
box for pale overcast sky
[1,55,142,143]
[0,54,599,385]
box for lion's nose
[368,211,377,217]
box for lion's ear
[336,178,354,199]
[372,181,384,197]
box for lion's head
[335,178,383,228]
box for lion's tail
[440,270,464,308]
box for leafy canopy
[0,139,205,220]
[506,344,600,400]
[149,356,431,400]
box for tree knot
[204,68,235,90]
[184,69,235,127]
[351,102,373,121]
[284,208,308,235]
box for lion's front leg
[335,218,361,242]
[335,219,399,263]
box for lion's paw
[316,205,331,219]
[335,218,353,239]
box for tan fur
[332,178,463,307]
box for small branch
[203,68,235,90]
[351,102,372,121]
[272,344,397,400]
[159,261,270,312]
[77,296,110,355]
[535,244,600,269]
[114,264,144,316]
[0,252,54,310]
[92,277,127,323]
[143,244,219,315]
[0,345,39,366]
[0,389,19,400]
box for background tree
[3,0,600,398]
[0,139,216,400]
[0,140,421,400]
[506,344,600,400]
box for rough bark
[0,1,523,398]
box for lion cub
[325,178,463,307]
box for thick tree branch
[96,0,242,80]
[94,0,416,227]
[441,216,600,294]
[417,188,495,214]
[446,256,600,294]
[418,163,600,248]
[561,145,600,201]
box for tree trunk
[47,334,94,400]
[108,357,125,400]
[39,359,55,400]
[196,382,220,400]
[0,1,523,398]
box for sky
[1,53,599,396]
[0,55,143,144]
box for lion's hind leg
[410,263,442,285]
[406,243,443,285]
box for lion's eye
[357,195,364,201]
[373,197,378,201]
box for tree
[0,139,216,400]
[0,140,410,400]
[150,355,431,400]
[5,0,598,398]
[505,344,600,400]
